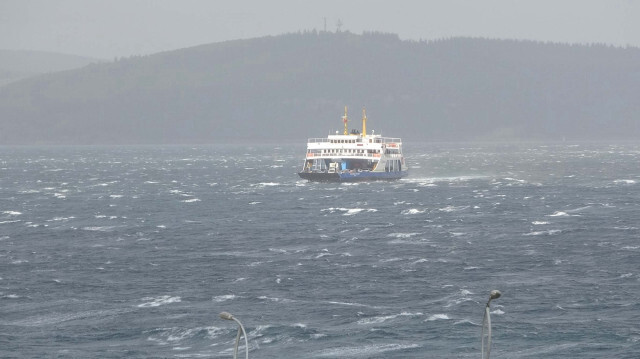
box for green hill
[1,31,639,144]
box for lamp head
[219,311,234,321]
[489,290,501,301]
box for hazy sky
[2,0,639,59]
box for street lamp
[220,312,249,359]
[481,290,501,359]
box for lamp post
[481,290,501,359]
[220,312,249,359]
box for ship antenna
[343,106,348,135]
[362,107,367,137]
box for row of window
[329,138,383,144]
[307,149,382,154]
[322,149,381,154]
[330,139,362,144]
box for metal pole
[481,290,501,359]
[220,312,249,359]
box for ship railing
[306,137,402,144]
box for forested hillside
[1,31,638,144]
[0,50,99,87]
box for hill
[1,31,639,144]
[0,50,101,87]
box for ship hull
[298,170,408,182]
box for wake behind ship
[298,107,408,182]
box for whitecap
[532,221,549,225]
[614,179,636,185]
[387,232,421,238]
[425,314,450,321]
[82,226,116,232]
[3,211,22,216]
[523,229,561,236]
[314,343,420,357]
[181,198,201,203]
[321,207,377,216]
[257,296,295,303]
[549,211,569,217]
[109,194,123,199]
[438,205,469,213]
[345,208,377,216]
[138,295,181,308]
[256,182,280,187]
[454,319,477,326]
[0,220,21,225]
[47,216,75,222]
[402,208,425,215]
[212,294,236,302]
[357,312,422,325]
[18,189,40,194]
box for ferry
[298,107,408,182]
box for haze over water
[1,142,639,358]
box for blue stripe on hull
[298,171,408,182]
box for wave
[401,208,425,215]
[523,229,562,236]
[387,232,421,238]
[181,198,201,203]
[313,343,420,357]
[357,312,422,325]
[0,220,21,225]
[82,226,118,232]
[3,211,22,216]
[256,182,281,187]
[138,295,181,308]
[258,296,296,304]
[614,179,636,185]
[425,313,450,321]
[212,294,236,302]
[438,205,469,213]
[321,207,377,216]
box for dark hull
[298,171,408,182]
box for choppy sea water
[1,142,639,358]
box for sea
[1,142,639,358]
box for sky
[2,0,639,59]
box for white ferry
[298,107,408,182]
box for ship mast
[362,107,367,137]
[342,106,348,135]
